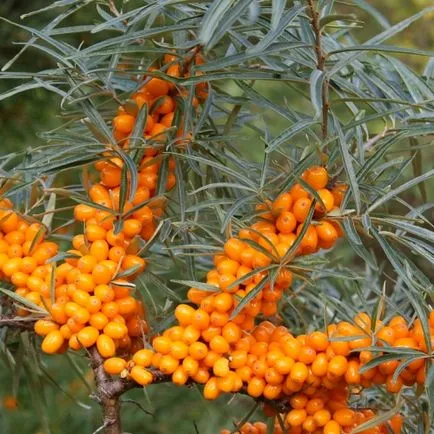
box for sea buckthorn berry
[290,183,309,201]
[315,221,338,245]
[104,357,127,375]
[332,183,347,206]
[103,322,127,339]
[175,304,195,326]
[113,114,136,133]
[159,355,179,375]
[286,409,307,427]
[77,326,99,348]
[290,362,309,383]
[133,349,154,368]
[41,331,64,354]
[333,408,355,427]
[315,188,334,213]
[90,240,109,261]
[170,341,189,360]
[324,420,341,434]
[89,312,109,332]
[86,224,107,242]
[153,336,172,354]
[328,355,348,377]
[272,193,293,216]
[224,238,245,262]
[276,211,297,234]
[96,334,116,358]
[34,320,59,336]
[210,336,230,354]
[293,197,312,223]
[130,366,153,386]
[305,166,328,190]
[189,342,208,360]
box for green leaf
[319,14,359,28]
[427,363,434,420]
[368,168,434,213]
[331,114,361,214]
[310,70,326,119]
[248,4,306,54]
[0,287,47,315]
[328,6,434,76]
[171,280,218,293]
[199,0,252,50]
[266,119,319,153]
[230,276,268,319]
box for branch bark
[89,347,130,434]
[307,0,329,141]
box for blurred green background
[0,1,433,433]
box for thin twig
[307,0,329,141]
[0,316,36,330]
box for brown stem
[90,347,126,434]
[307,0,329,141]
[0,316,36,330]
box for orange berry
[247,376,265,398]
[224,238,245,262]
[41,330,65,354]
[328,355,348,377]
[315,189,334,213]
[103,357,127,375]
[333,409,355,427]
[276,211,297,234]
[305,166,328,190]
[103,322,127,339]
[293,197,312,223]
[286,409,307,427]
[130,365,153,386]
[96,334,116,358]
[113,114,136,133]
[77,326,99,348]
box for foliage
[0,0,433,433]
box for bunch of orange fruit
[31,50,210,356]
[104,165,346,379]
[221,395,403,433]
[0,199,59,315]
[112,50,207,147]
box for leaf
[409,138,427,202]
[248,4,306,54]
[171,280,218,293]
[328,6,434,76]
[266,119,319,153]
[427,363,434,420]
[329,44,434,57]
[41,193,56,231]
[319,14,359,28]
[230,276,269,319]
[368,168,434,213]
[331,114,361,214]
[350,0,390,29]
[310,70,326,119]
[143,272,183,302]
[0,287,47,315]
[199,0,252,50]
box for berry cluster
[32,50,209,356]
[112,51,207,147]
[30,54,210,355]
[0,199,59,315]
[222,399,403,434]
[108,166,345,382]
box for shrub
[0,1,433,433]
